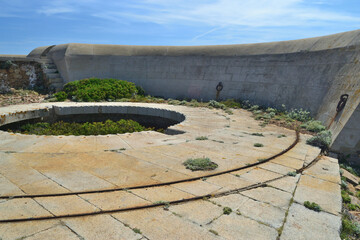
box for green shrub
[221,99,242,108]
[342,190,351,203]
[54,91,67,101]
[306,130,332,150]
[223,207,232,215]
[136,85,145,96]
[209,100,226,109]
[196,136,208,140]
[341,215,360,239]
[251,133,264,137]
[304,201,321,212]
[286,108,312,122]
[183,157,218,171]
[287,171,297,177]
[0,60,14,70]
[18,119,148,136]
[254,143,264,147]
[62,78,138,102]
[300,120,326,132]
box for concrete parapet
[25,29,360,158]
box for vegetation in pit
[183,157,218,171]
[303,201,321,212]
[14,119,152,136]
[223,207,232,215]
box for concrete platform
[0,103,341,239]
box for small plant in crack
[196,136,208,140]
[254,143,264,147]
[304,201,321,212]
[257,158,267,163]
[287,171,297,177]
[183,157,218,171]
[277,134,286,138]
[209,229,219,235]
[223,207,232,215]
[251,133,264,137]
[133,228,142,234]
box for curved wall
[28,30,360,156]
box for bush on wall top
[59,78,140,102]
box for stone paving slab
[280,203,341,240]
[0,198,52,220]
[0,103,342,239]
[213,194,286,229]
[24,225,80,240]
[208,213,279,240]
[112,208,221,240]
[293,174,342,216]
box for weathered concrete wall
[27,30,360,156]
[331,104,360,154]
[0,55,47,93]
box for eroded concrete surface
[0,103,341,240]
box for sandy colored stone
[205,173,255,191]
[35,195,99,216]
[25,224,80,240]
[19,179,70,195]
[213,194,286,228]
[294,174,342,215]
[239,167,283,183]
[169,200,223,226]
[271,155,304,169]
[260,162,296,175]
[80,191,150,211]
[268,175,300,193]
[280,203,341,240]
[0,174,24,196]
[113,207,220,240]
[0,198,52,220]
[172,180,222,196]
[0,219,59,240]
[241,187,293,210]
[342,169,360,185]
[209,213,278,240]
[131,185,194,203]
[42,170,115,192]
[303,157,341,184]
[64,214,141,240]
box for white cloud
[38,7,74,16]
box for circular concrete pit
[0,102,342,240]
[0,105,186,134]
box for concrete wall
[26,29,360,156]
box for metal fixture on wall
[216,82,223,101]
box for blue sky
[0,0,359,54]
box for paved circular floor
[0,103,342,240]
